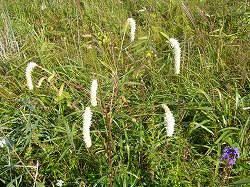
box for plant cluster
[0,0,249,186]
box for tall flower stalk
[25,62,54,90]
[126,18,136,42]
[220,146,240,185]
[162,104,175,137]
[82,107,92,148]
[90,79,98,107]
[26,62,38,90]
[169,38,181,74]
[220,146,240,166]
[118,18,136,61]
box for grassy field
[0,0,249,186]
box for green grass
[0,0,249,186]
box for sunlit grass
[0,0,249,186]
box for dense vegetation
[0,0,249,186]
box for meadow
[0,0,249,186]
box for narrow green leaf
[232,178,250,185]
[159,32,170,40]
[36,182,46,187]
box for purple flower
[220,146,240,165]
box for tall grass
[0,0,249,186]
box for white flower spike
[162,104,175,137]
[169,38,181,74]
[26,62,38,90]
[82,107,92,148]
[56,180,64,187]
[126,18,136,42]
[90,79,98,107]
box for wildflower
[0,138,6,147]
[90,79,98,107]
[146,51,157,58]
[82,107,92,148]
[56,180,64,187]
[126,18,136,42]
[220,146,240,165]
[25,62,38,90]
[146,51,153,58]
[162,104,175,137]
[169,38,181,74]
